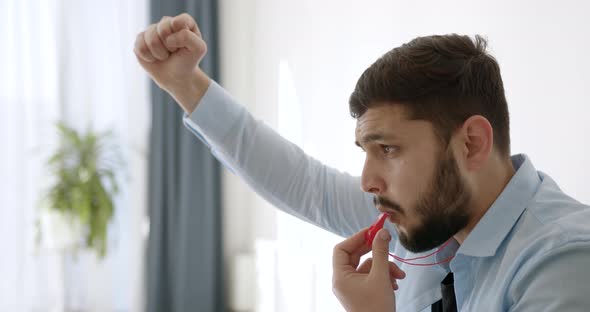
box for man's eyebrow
[354,133,397,147]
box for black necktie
[431,272,457,312]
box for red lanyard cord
[388,238,455,266]
[366,213,456,266]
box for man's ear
[457,115,493,171]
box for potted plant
[38,122,122,258]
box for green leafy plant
[41,122,122,258]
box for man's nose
[361,159,386,194]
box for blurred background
[1,0,589,311]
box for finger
[391,278,399,291]
[369,228,392,277]
[171,13,201,37]
[357,257,406,279]
[144,24,170,61]
[389,261,406,279]
[165,29,207,55]
[350,245,373,268]
[333,227,371,268]
[134,53,153,70]
[134,31,156,63]
[157,16,177,52]
[356,258,373,274]
[390,268,401,291]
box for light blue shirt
[183,81,590,311]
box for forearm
[225,119,374,237]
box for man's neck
[454,156,516,244]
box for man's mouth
[377,205,401,223]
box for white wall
[219,0,590,310]
[218,1,280,309]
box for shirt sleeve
[182,80,378,238]
[508,243,590,311]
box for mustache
[373,196,404,215]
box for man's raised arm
[134,13,378,238]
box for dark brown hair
[349,34,510,156]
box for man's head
[351,34,510,253]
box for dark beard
[378,148,471,253]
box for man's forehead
[355,105,409,137]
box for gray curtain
[146,1,223,311]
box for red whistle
[365,213,389,246]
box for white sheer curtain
[0,1,149,311]
[0,1,60,310]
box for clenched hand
[134,13,210,114]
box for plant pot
[39,209,84,251]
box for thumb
[369,228,391,276]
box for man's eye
[381,145,397,154]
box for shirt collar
[454,154,541,258]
